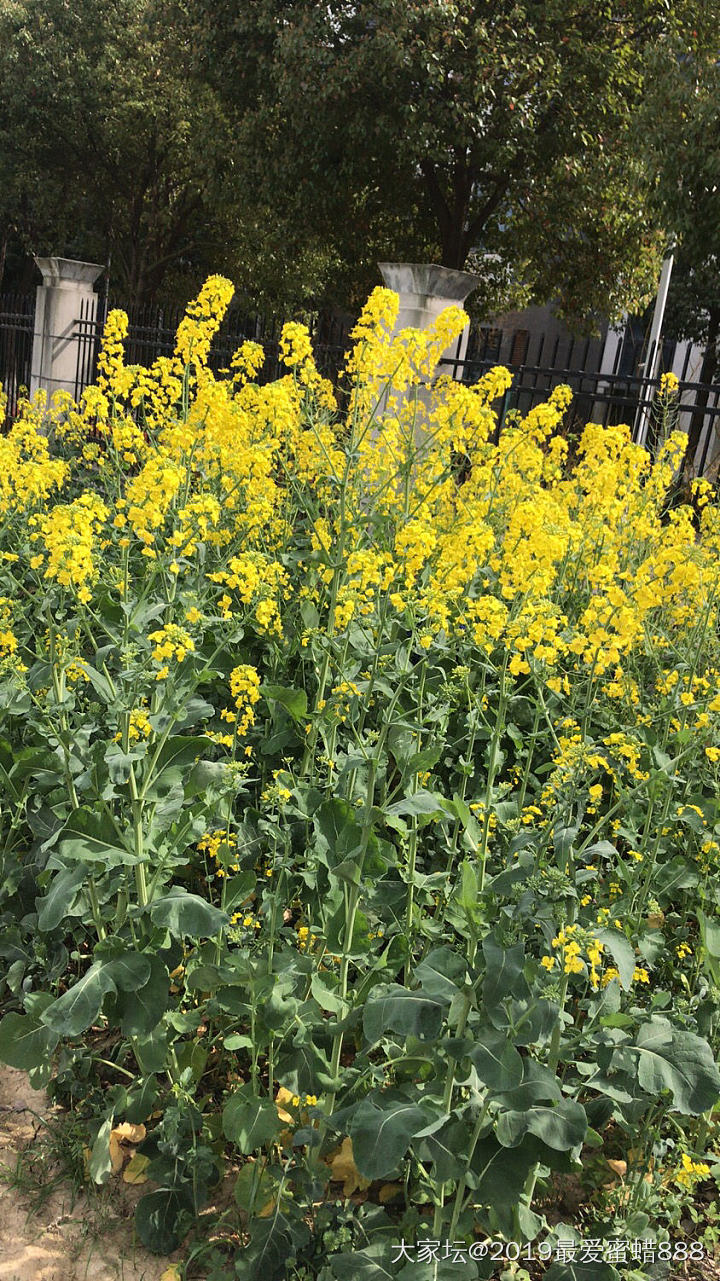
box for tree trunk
[683,308,720,478]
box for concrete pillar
[30,257,105,400]
[378,262,478,381]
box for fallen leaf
[109,1132,125,1173]
[327,1137,371,1196]
[275,1087,295,1124]
[378,1182,403,1203]
[112,1121,146,1144]
[606,1159,627,1177]
[258,1196,277,1217]
[159,1267,182,1281]
[122,1152,150,1184]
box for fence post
[30,257,105,401]
[378,263,477,379]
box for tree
[640,26,720,470]
[0,0,231,302]
[196,0,699,324]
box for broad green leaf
[363,984,445,1043]
[417,1117,469,1180]
[630,1017,720,1114]
[386,790,451,823]
[117,955,169,1036]
[55,808,140,866]
[104,951,152,992]
[135,1188,191,1254]
[483,937,528,1010]
[492,1058,564,1108]
[76,662,116,704]
[349,1092,427,1179]
[36,865,86,931]
[469,1029,524,1091]
[0,1010,59,1071]
[149,889,228,938]
[41,961,116,1037]
[152,735,215,775]
[597,929,637,990]
[233,1213,297,1281]
[276,1039,334,1094]
[330,1249,396,1280]
[414,947,467,1002]
[223,1085,281,1152]
[495,1099,588,1152]
[261,683,308,722]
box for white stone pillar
[378,262,478,381]
[30,257,105,400]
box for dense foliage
[2,0,717,320]
[1,280,720,1278]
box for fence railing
[0,293,34,419]
[73,298,354,395]
[3,292,720,475]
[441,342,720,477]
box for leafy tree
[196,0,698,323]
[0,0,230,302]
[641,30,720,469]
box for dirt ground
[3,1060,720,1281]
[0,1066,178,1281]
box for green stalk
[325,757,378,1114]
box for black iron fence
[443,325,720,476]
[73,297,354,395]
[4,291,720,475]
[0,293,34,419]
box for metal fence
[4,292,720,475]
[0,293,34,419]
[444,324,720,476]
[73,298,353,395]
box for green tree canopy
[0,0,230,302]
[196,0,701,323]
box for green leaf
[233,1213,297,1281]
[386,790,451,823]
[349,1092,427,1179]
[89,1117,113,1185]
[36,865,86,931]
[149,889,228,938]
[223,1085,281,1152]
[41,962,116,1037]
[117,955,168,1036]
[414,947,467,1002]
[276,1039,334,1094]
[76,662,116,704]
[104,951,152,992]
[153,735,215,775]
[469,1029,524,1091]
[261,683,308,721]
[417,1117,469,1180]
[330,1249,396,1280]
[544,1265,619,1281]
[135,1188,191,1254]
[363,984,446,1043]
[597,929,636,990]
[492,1058,564,1108]
[483,937,528,1010]
[0,1010,59,1071]
[55,808,140,866]
[495,1099,587,1152]
[630,1017,720,1114]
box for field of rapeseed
[1,278,720,1279]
